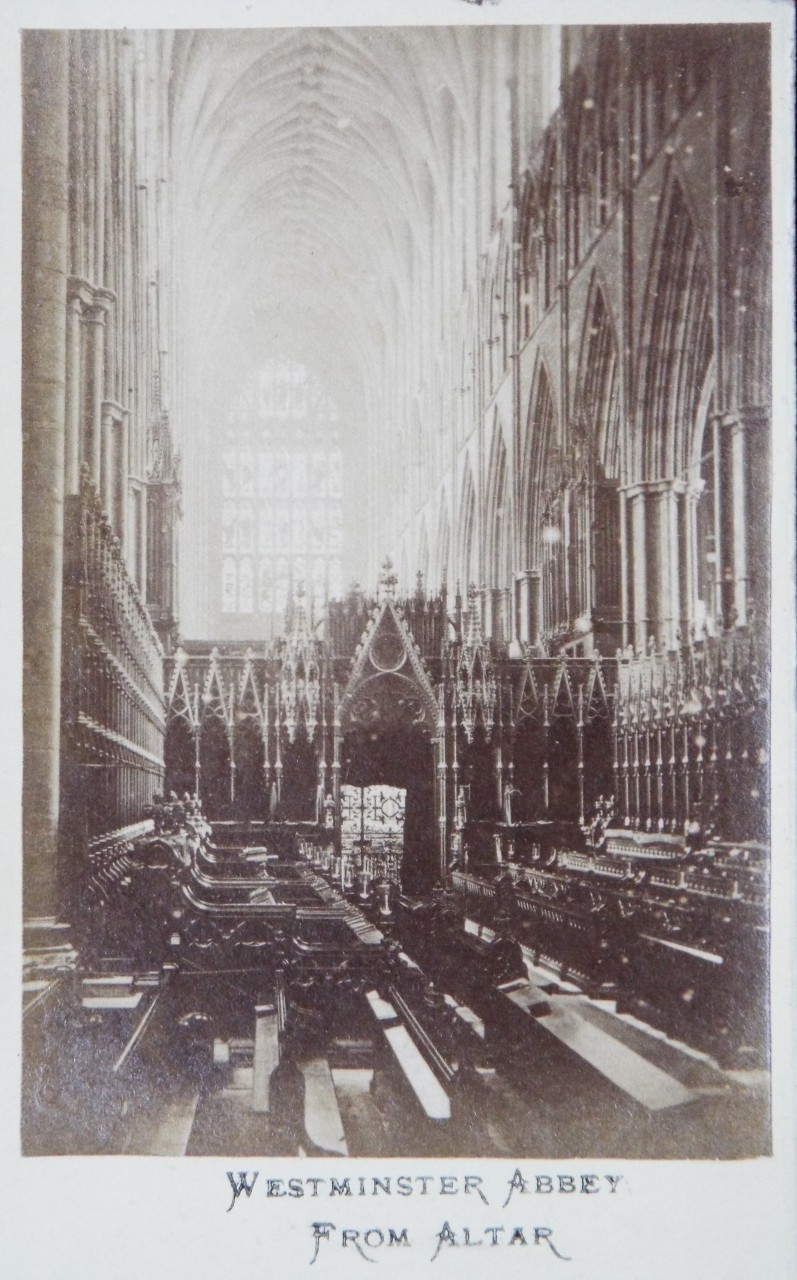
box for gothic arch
[575,271,622,478]
[573,274,623,636]
[485,418,511,591]
[636,173,714,482]
[521,358,558,572]
[458,462,478,591]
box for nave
[21,22,772,1162]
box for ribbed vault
[169,27,507,633]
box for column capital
[624,477,688,499]
[101,399,128,426]
[68,277,116,321]
[66,275,94,309]
[714,406,769,431]
[714,411,740,429]
[65,291,85,319]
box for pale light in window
[219,359,344,622]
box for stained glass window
[220,360,344,620]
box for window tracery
[220,360,344,622]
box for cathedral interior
[21,24,771,1159]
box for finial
[379,557,398,596]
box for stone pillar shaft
[517,570,532,645]
[22,31,70,919]
[528,569,542,649]
[115,411,129,551]
[63,291,83,495]
[101,402,115,526]
[619,488,630,647]
[629,490,648,651]
[83,293,113,488]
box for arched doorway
[342,723,435,895]
[339,595,441,893]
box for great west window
[221,360,344,622]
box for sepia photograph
[8,1,796,1274]
[20,14,777,1162]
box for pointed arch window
[641,181,713,481]
[219,360,344,622]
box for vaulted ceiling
[168,26,552,631]
[171,28,487,412]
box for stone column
[508,579,523,658]
[99,398,126,532]
[724,413,749,627]
[683,485,700,639]
[619,488,630,647]
[739,408,770,619]
[63,280,92,495]
[22,31,70,920]
[136,479,148,596]
[653,481,684,650]
[480,584,491,640]
[101,401,116,526]
[628,480,690,650]
[83,288,114,490]
[491,587,506,643]
[528,569,542,649]
[628,482,676,649]
[516,570,533,646]
[672,481,689,644]
[628,487,648,651]
[113,406,130,551]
